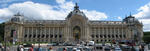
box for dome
[123,15,139,23]
[10,13,24,22]
[66,3,86,19]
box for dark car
[104,47,111,51]
[23,44,32,47]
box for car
[24,47,30,51]
[57,48,64,51]
[67,48,73,51]
[23,44,32,47]
[104,47,111,51]
[134,46,139,51]
[88,41,95,46]
[114,47,122,51]
[148,44,150,50]
[76,48,81,51]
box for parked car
[88,41,94,46]
[23,44,32,47]
[148,44,150,50]
[104,47,111,51]
[114,47,122,51]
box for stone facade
[4,4,143,43]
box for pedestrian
[63,48,67,51]
[1,46,4,51]
[17,45,20,51]
[20,46,24,51]
[6,46,10,51]
[141,45,145,51]
[29,46,34,51]
[131,46,135,51]
[139,45,142,51]
[48,46,53,51]
[38,46,42,51]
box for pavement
[0,45,150,51]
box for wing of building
[4,3,143,44]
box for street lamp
[36,23,44,50]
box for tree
[0,23,5,42]
[143,32,150,44]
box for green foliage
[143,32,150,43]
[1,41,13,46]
[0,23,4,42]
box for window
[50,35,53,38]
[24,34,27,38]
[108,35,110,38]
[46,35,49,38]
[55,35,57,38]
[91,35,94,38]
[119,35,122,38]
[38,35,40,38]
[42,34,45,38]
[100,35,102,38]
[112,35,114,38]
[33,34,36,38]
[116,35,118,38]
[59,35,62,38]
[29,34,32,38]
[123,35,126,38]
[96,35,98,38]
[104,35,106,38]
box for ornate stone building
[4,4,143,43]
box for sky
[0,0,150,31]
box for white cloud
[56,0,65,4]
[134,2,150,19]
[0,0,108,21]
[117,16,122,20]
[134,2,150,32]
[82,10,107,20]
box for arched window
[96,35,98,38]
[46,35,49,38]
[112,35,114,38]
[29,34,32,38]
[104,35,106,38]
[50,35,53,38]
[116,35,118,38]
[33,34,36,38]
[38,35,40,38]
[55,35,57,38]
[24,34,27,38]
[59,35,62,38]
[91,35,94,38]
[108,35,110,38]
[119,35,122,38]
[42,34,45,38]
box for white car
[114,47,122,51]
[73,48,81,51]
[88,41,95,46]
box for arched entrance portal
[73,26,81,42]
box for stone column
[114,27,116,40]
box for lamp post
[36,23,44,50]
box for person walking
[48,46,53,51]
[1,46,4,51]
[29,46,34,51]
[17,45,20,51]
[38,46,42,51]
[20,46,24,51]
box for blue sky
[0,0,149,19]
[0,0,150,31]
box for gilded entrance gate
[73,26,81,42]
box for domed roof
[123,14,139,23]
[66,3,86,19]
